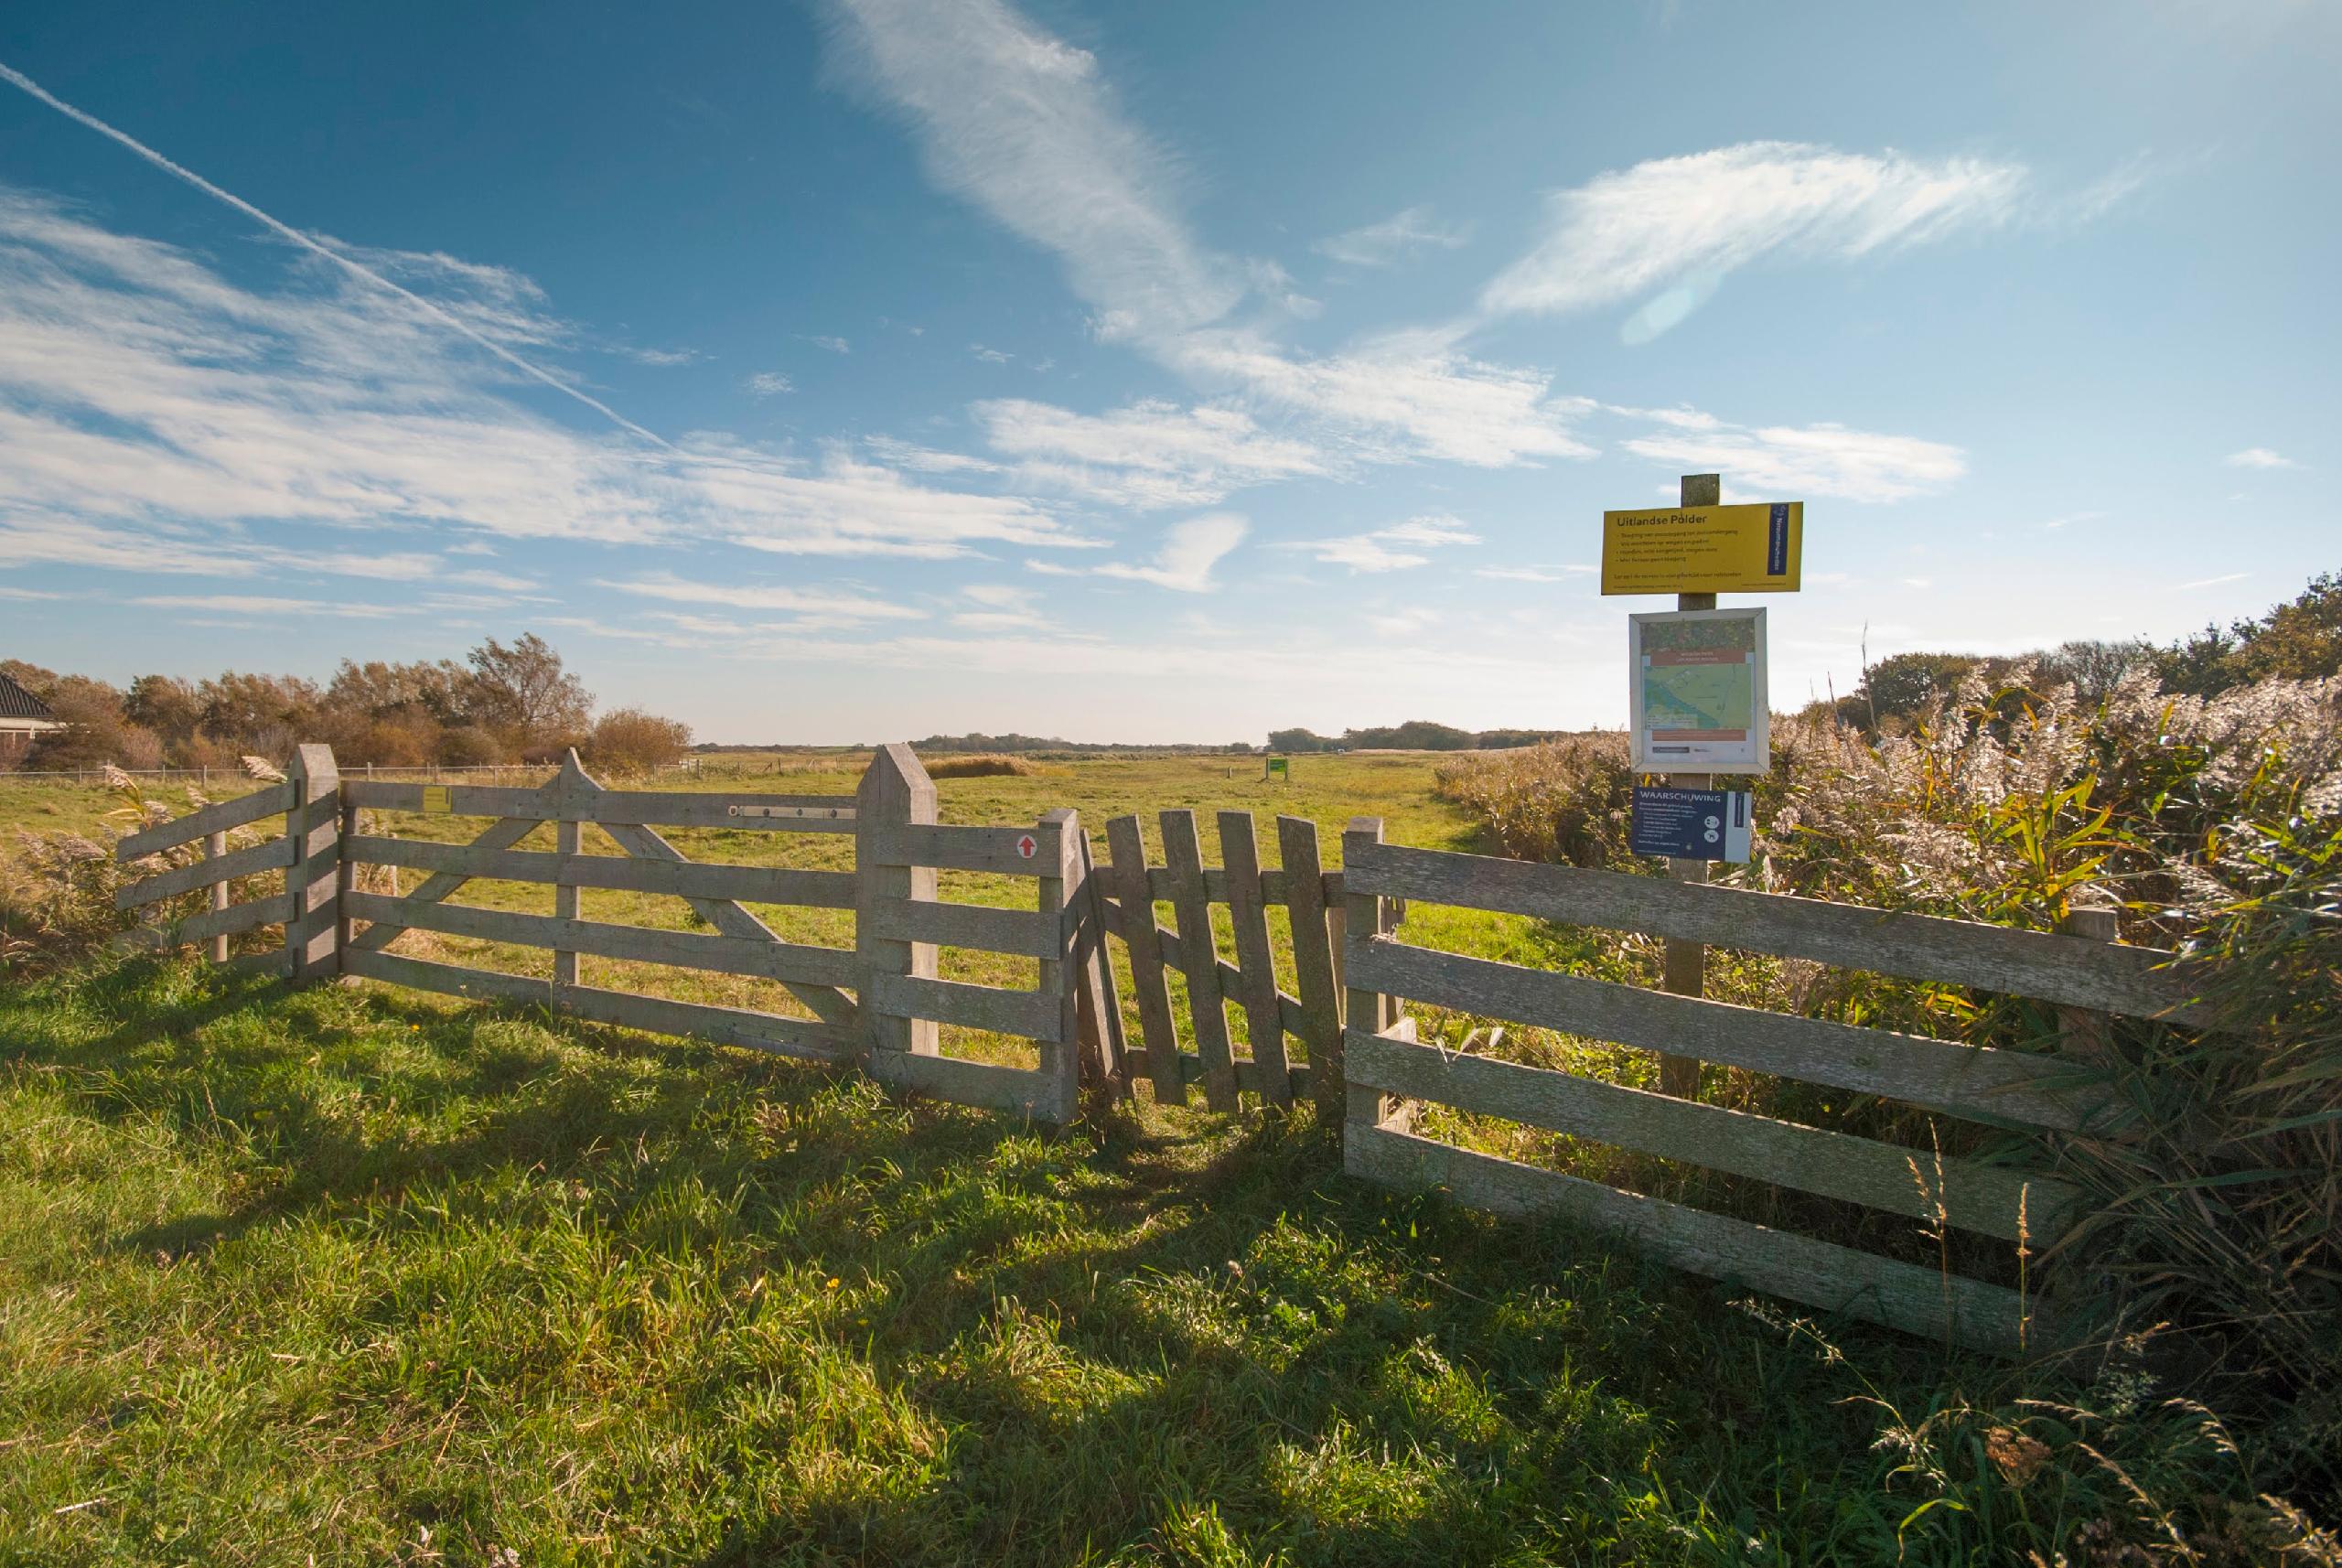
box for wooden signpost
[1603,473,1803,1101]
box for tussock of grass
[1,955,2324,1564]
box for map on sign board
[1628,607,1769,774]
[1601,502,1802,595]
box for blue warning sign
[1629,786,1754,863]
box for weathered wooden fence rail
[1336,821,2202,1352]
[111,760,2208,1352]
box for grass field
[0,754,2302,1563]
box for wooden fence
[113,743,1107,1124]
[1335,818,2205,1352]
[111,762,2211,1352]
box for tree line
[1266,723,1567,754]
[1827,570,2342,731]
[3,634,693,775]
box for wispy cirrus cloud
[820,0,1592,477]
[1614,405,1967,503]
[596,570,919,625]
[1031,512,1247,593]
[1480,142,2030,341]
[746,371,796,395]
[0,187,1100,582]
[1314,205,1470,268]
[973,398,1326,509]
[819,0,1241,344]
[1293,512,1478,573]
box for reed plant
[1437,664,2342,1501]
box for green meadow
[0,755,2306,1563]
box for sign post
[1660,474,1720,1101]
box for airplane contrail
[0,57,674,451]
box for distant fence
[108,759,2208,1352]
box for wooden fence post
[204,830,231,963]
[1659,470,1721,1101]
[1278,815,1344,1120]
[856,744,939,1061]
[553,750,596,992]
[284,744,341,983]
[2057,897,2121,1065]
[1162,809,1239,1111]
[1106,814,1185,1105]
[1037,808,1085,1122]
[1072,825,1127,1093]
[1342,817,1412,1140]
[1219,811,1292,1109]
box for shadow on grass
[5,953,1919,1564]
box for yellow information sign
[421,785,452,814]
[1601,501,1802,595]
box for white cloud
[1170,329,1595,468]
[974,398,1327,508]
[1314,205,1470,268]
[0,61,670,447]
[596,571,919,624]
[1295,512,1479,573]
[2176,571,2250,590]
[1032,512,1247,593]
[0,188,1100,577]
[811,335,852,354]
[1617,411,1966,503]
[819,1,1593,477]
[747,371,796,395]
[968,343,1013,364]
[821,0,1241,343]
[2224,447,2299,470]
[1480,142,2028,333]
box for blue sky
[0,1,2334,744]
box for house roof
[0,669,57,721]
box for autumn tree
[466,634,592,756]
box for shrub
[436,725,507,767]
[1434,732,1634,866]
[583,707,692,775]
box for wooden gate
[112,743,1106,1123]
[1335,819,2206,1352]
